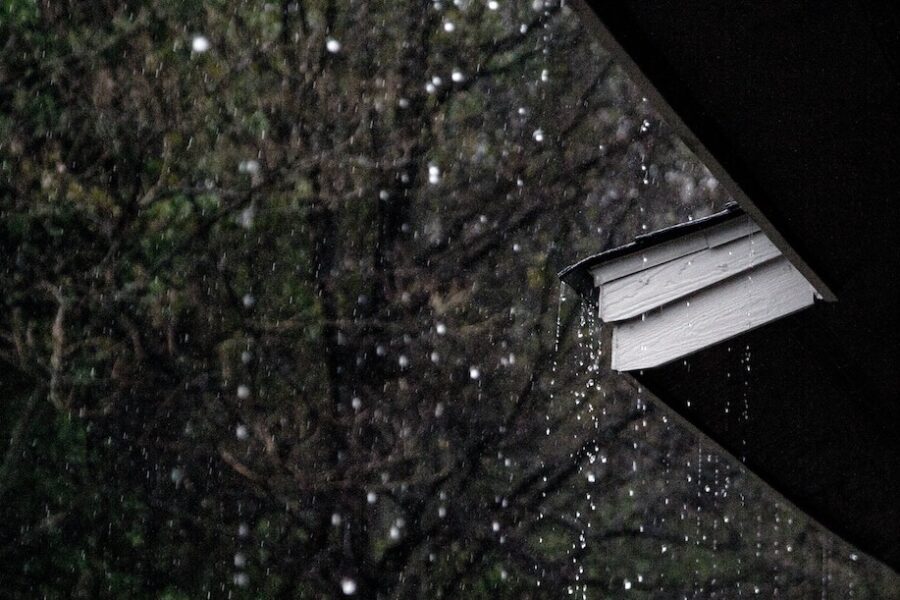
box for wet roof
[569,0,900,571]
[558,202,744,300]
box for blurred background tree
[1,0,897,598]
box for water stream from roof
[552,205,885,595]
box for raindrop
[238,207,255,229]
[340,577,357,595]
[532,129,544,142]
[443,21,455,32]
[235,424,249,440]
[191,35,211,53]
[326,38,342,53]
[469,366,481,380]
[238,159,260,174]
[170,467,184,485]
[237,385,251,400]
[428,164,441,184]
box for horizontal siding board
[600,232,781,321]
[592,234,707,285]
[592,216,760,285]
[705,215,759,248]
[610,257,816,371]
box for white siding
[610,257,816,371]
[599,232,781,322]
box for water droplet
[340,577,357,595]
[238,206,255,228]
[192,35,211,53]
[238,159,260,174]
[428,164,441,184]
[170,467,184,484]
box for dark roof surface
[569,0,900,571]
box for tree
[1,1,896,598]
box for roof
[558,202,744,299]
[568,0,900,571]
